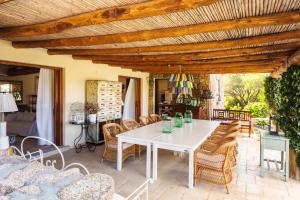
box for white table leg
[153,143,158,180]
[146,142,151,178]
[188,150,194,188]
[117,138,122,171]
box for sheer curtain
[122,79,136,120]
[36,68,54,145]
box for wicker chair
[213,120,240,134]
[121,119,141,131]
[102,123,135,163]
[206,127,240,167]
[139,116,152,126]
[121,119,146,158]
[149,114,162,122]
[194,137,237,194]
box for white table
[152,120,220,188]
[116,122,163,178]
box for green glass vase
[175,112,183,128]
[162,116,172,133]
[184,110,193,123]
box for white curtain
[122,79,136,120]
[37,68,54,145]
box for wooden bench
[212,109,252,137]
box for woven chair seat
[198,167,232,185]
[107,141,135,150]
[197,153,225,169]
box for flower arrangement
[85,103,99,114]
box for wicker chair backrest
[103,123,124,142]
[149,114,161,122]
[122,119,140,131]
[139,116,151,126]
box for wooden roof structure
[0,0,299,74]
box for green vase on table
[175,112,183,128]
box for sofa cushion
[5,113,17,122]
[15,112,36,122]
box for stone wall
[148,73,212,119]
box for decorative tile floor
[53,133,299,200]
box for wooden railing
[212,109,252,136]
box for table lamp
[0,93,18,150]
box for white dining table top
[117,121,164,141]
[152,119,220,150]
[118,119,220,149]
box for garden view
[224,73,269,127]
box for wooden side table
[260,131,289,181]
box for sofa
[6,112,38,137]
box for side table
[260,131,289,181]
[71,122,97,153]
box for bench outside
[212,109,252,137]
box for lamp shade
[0,93,18,112]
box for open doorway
[0,60,64,152]
[118,76,141,121]
[154,79,171,114]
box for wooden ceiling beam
[0,0,12,4]
[12,11,300,48]
[44,30,300,54]
[129,65,280,74]
[6,67,40,76]
[0,0,220,38]
[92,58,285,68]
[78,51,292,63]
[49,41,300,57]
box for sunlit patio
[1,0,300,199]
[49,132,299,200]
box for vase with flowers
[85,103,99,123]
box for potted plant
[85,103,99,123]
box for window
[0,81,23,102]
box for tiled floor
[52,132,299,200]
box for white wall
[1,73,38,105]
[0,40,149,146]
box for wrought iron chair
[121,119,146,158]
[194,137,237,194]
[102,123,135,163]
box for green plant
[276,65,300,166]
[244,102,269,118]
[256,119,268,127]
[224,74,266,109]
[264,76,281,111]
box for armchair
[102,123,135,163]
[121,119,146,158]
[194,137,237,194]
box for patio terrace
[53,132,299,200]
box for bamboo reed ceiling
[0,0,299,74]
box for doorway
[0,60,64,145]
[118,76,141,121]
[154,79,170,114]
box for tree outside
[223,74,269,119]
